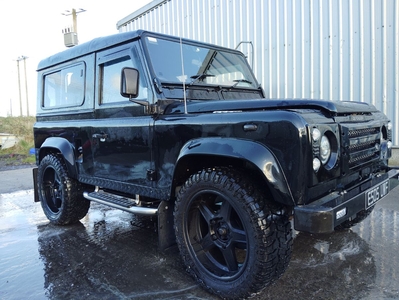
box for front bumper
[294,168,399,233]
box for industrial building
[117,0,399,151]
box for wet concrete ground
[0,168,398,299]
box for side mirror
[120,67,139,99]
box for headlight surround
[320,135,331,164]
[310,126,339,173]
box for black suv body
[33,30,398,298]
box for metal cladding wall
[117,0,399,145]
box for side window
[43,63,85,108]
[101,56,132,104]
[99,48,149,105]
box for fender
[39,137,78,179]
[175,137,295,206]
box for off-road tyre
[37,154,90,225]
[174,167,293,299]
[335,206,375,230]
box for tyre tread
[174,167,292,299]
[38,154,90,225]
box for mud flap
[158,200,176,251]
[32,167,39,202]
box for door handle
[92,133,108,142]
[243,124,258,132]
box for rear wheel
[37,154,90,225]
[174,167,293,299]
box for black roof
[37,30,144,70]
[37,30,245,71]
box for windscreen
[144,36,258,89]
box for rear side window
[43,63,85,108]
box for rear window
[43,63,85,108]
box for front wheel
[37,154,90,225]
[174,167,293,299]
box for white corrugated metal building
[117,0,399,148]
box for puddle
[0,190,398,300]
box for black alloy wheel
[174,167,293,299]
[38,154,90,225]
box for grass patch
[0,116,36,166]
[0,116,35,136]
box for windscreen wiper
[230,79,253,88]
[189,73,215,85]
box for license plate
[365,180,389,209]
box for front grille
[343,126,381,169]
[348,127,379,138]
[348,149,376,165]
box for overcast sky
[0,0,152,117]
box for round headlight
[320,135,331,164]
[313,158,321,172]
[312,128,321,142]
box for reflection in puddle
[314,240,329,254]
[312,239,361,264]
[257,230,376,300]
[36,203,211,299]
[0,191,47,299]
[352,206,399,299]
[1,191,399,299]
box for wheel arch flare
[173,137,295,207]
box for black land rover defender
[33,30,398,299]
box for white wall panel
[118,0,399,144]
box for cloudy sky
[0,0,152,117]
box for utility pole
[16,56,29,116]
[65,8,79,33]
[16,58,22,116]
[62,8,86,47]
[72,8,79,33]
[23,56,29,116]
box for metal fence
[118,0,399,145]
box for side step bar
[83,189,158,216]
